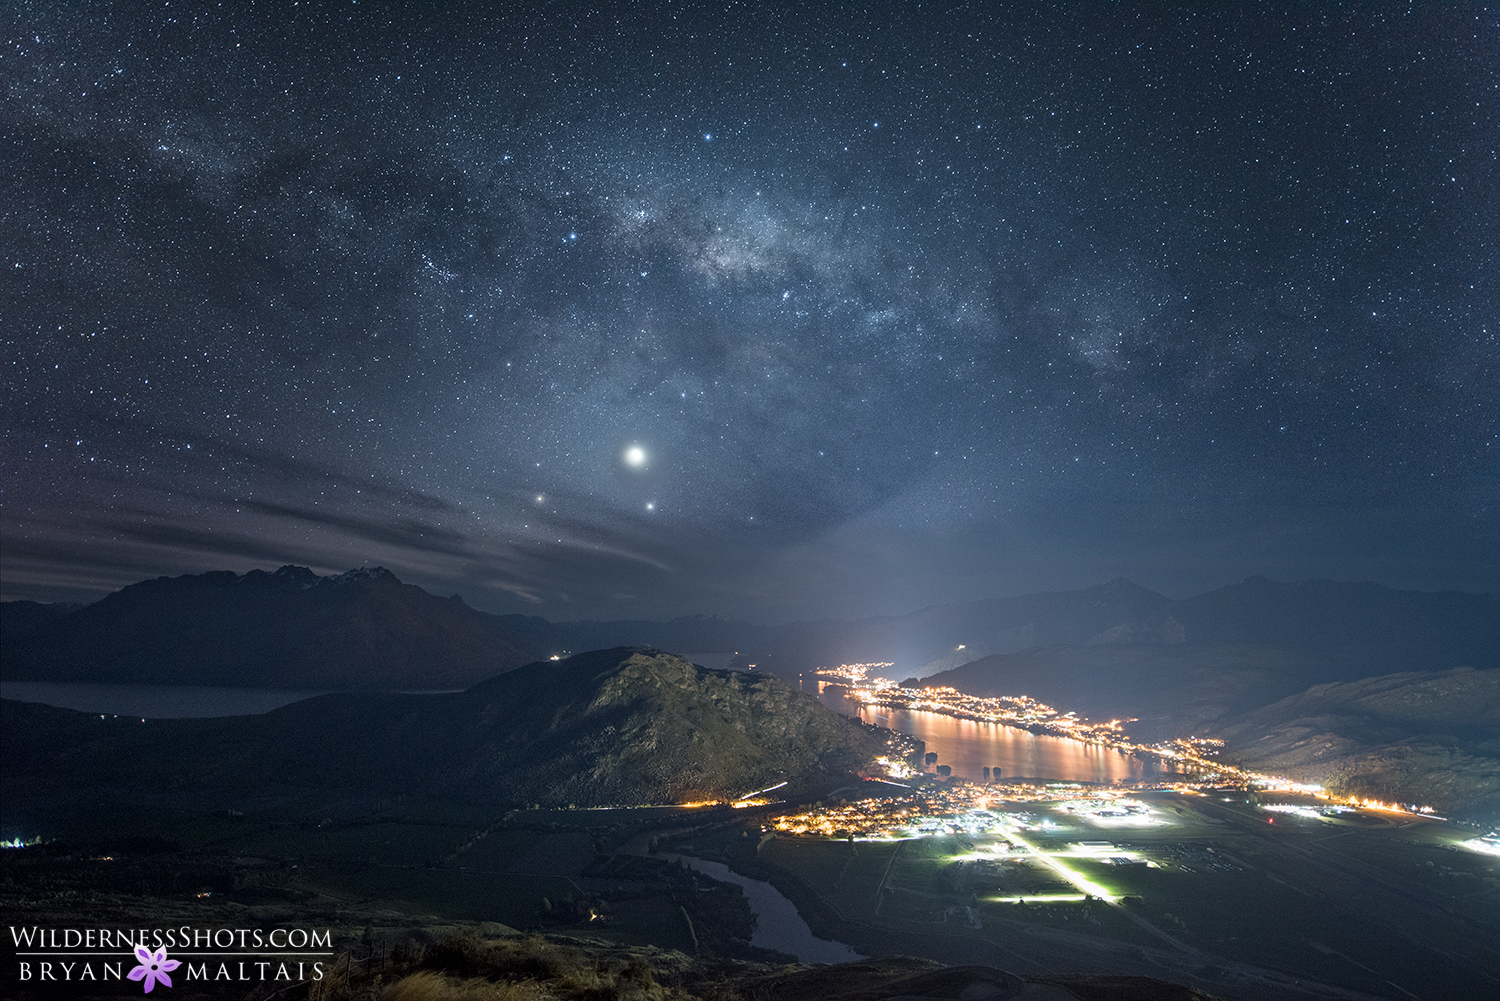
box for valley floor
[3,787,1497,1000]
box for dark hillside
[919,643,1330,740]
[1,648,887,819]
[1152,577,1500,674]
[0,599,84,638]
[1211,666,1500,819]
[919,579,1499,735]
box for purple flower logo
[127,945,180,992]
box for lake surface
[0,682,331,718]
[817,688,1176,784]
[665,854,864,964]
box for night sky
[3,3,1496,620]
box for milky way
[3,4,1496,618]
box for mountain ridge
[4,569,1494,694]
[1,564,539,689]
[1,647,889,815]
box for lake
[816,687,1176,784]
[0,682,331,718]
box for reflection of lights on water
[833,682,1450,816]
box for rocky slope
[1210,667,1500,820]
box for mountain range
[6,567,1494,692]
[1,565,536,689]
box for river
[0,681,331,717]
[815,686,1177,784]
[662,854,863,964]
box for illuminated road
[988,822,1118,902]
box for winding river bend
[662,854,863,964]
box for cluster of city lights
[850,681,1444,818]
[872,755,917,780]
[1054,796,1167,828]
[816,662,897,688]
[1263,803,1334,820]
[768,782,1165,841]
[849,683,1136,748]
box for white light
[624,445,647,467]
[1460,835,1500,857]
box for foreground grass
[312,931,688,1001]
[305,929,1225,1001]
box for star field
[2,3,1496,618]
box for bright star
[624,445,647,467]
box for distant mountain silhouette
[1141,576,1500,674]
[918,643,1334,741]
[756,578,1174,676]
[586,576,1495,683]
[6,571,1493,696]
[486,612,764,661]
[1,565,538,689]
[920,578,1498,724]
[1,648,887,814]
[0,599,84,639]
[486,578,1174,679]
[1,574,1176,690]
